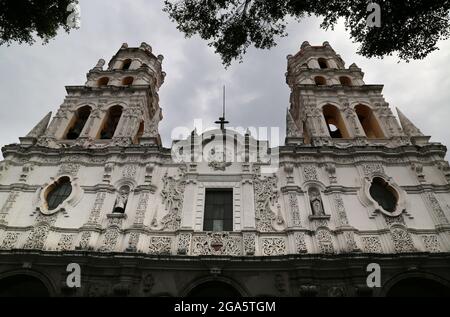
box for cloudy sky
[0,0,449,159]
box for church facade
[0,42,449,297]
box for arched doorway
[0,274,50,297]
[186,281,242,297]
[386,277,450,297]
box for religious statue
[309,188,325,216]
[113,185,130,213]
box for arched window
[65,106,91,140]
[97,77,109,87]
[122,76,134,86]
[369,177,398,212]
[323,104,350,138]
[99,106,123,139]
[122,59,132,70]
[45,177,72,211]
[339,76,352,86]
[318,58,328,69]
[355,104,385,138]
[314,76,326,86]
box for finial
[140,42,152,52]
[157,54,164,63]
[323,41,330,47]
[214,86,229,130]
[121,43,128,49]
[301,41,310,49]
[94,59,105,70]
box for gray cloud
[0,1,449,160]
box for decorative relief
[343,231,358,252]
[243,232,256,255]
[253,174,281,232]
[303,166,318,181]
[362,163,384,177]
[362,236,382,253]
[99,228,120,252]
[57,234,74,251]
[0,232,20,249]
[78,231,92,250]
[23,225,51,250]
[383,214,405,227]
[160,172,186,231]
[425,192,449,224]
[58,163,80,177]
[148,236,172,255]
[87,192,106,224]
[294,232,307,253]
[0,191,20,225]
[192,233,242,256]
[177,233,191,255]
[261,238,286,256]
[127,232,140,252]
[391,228,416,253]
[122,165,137,179]
[334,194,349,226]
[134,192,150,225]
[288,193,301,227]
[422,235,441,253]
[316,229,334,254]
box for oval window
[46,177,73,210]
[369,177,398,212]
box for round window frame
[359,175,407,218]
[38,175,82,216]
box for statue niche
[113,185,130,214]
[309,188,325,216]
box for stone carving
[19,164,34,182]
[113,186,130,213]
[0,191,20,225]
[78,231,92,250]
[362,236,382,253]
[134,192,150,225]
[177,233,191,255]
[243,232,256,255]
[362,163,384,177]
[160,172,186,231]
[122,165,137,179]
[328,286,345,297]
[334,194,349,225]
[425,192,449,224]
[286,109,301,137]
[316,229,334,254]
[0,232,20,249]
[309,188,325,216]
[325,163,337,184]
[87,192,106,224]
[148,236,172,255]
[102,163,114,184]
[289,193,301,227]
[422,235,441,252]
[127,232,140,252]
[23,225,51,250]
[192,233,242,256]
[57,234,74,251]
[208,160,232,171]
[144,107,161,137]
[294,232,307,253]
[58,163,80,177]
[274,274,287,294]
[261,238,286,256]
[303,165,318,181]
[99,228,120,252]
[142,274,155,294]
[298,284,318,297]
[343,231,358,252]
[383,214,405,227]
[253,174,280,232]
[391,228,416,253]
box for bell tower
[285,41,425,148]
[20,42,165,149]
